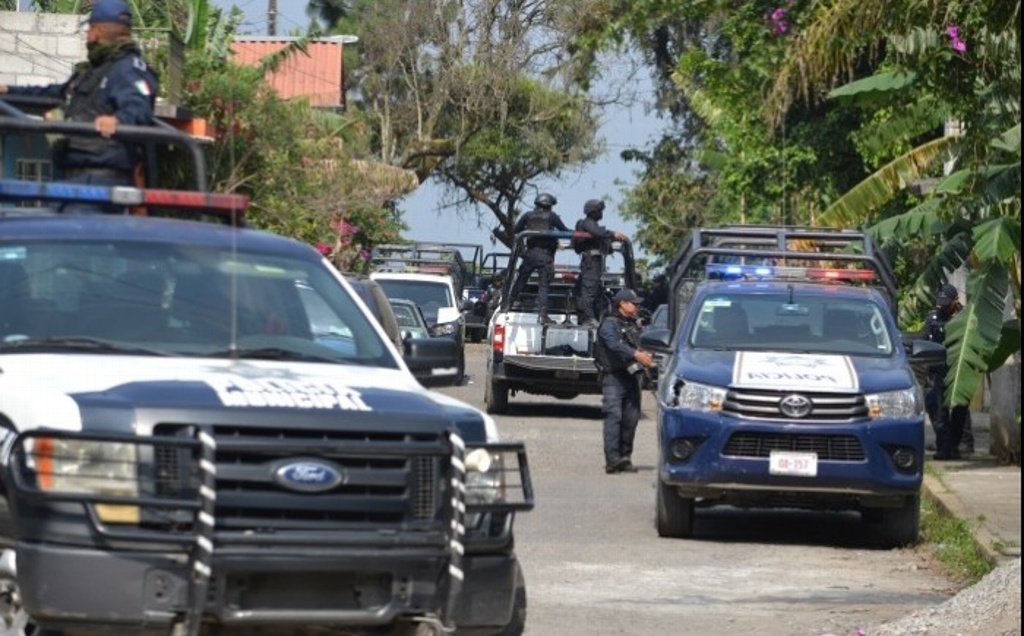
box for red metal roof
[231,38,344,108]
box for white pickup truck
[484,230,638,413]
[370,244,472,385]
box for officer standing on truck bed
[574,199,629,328]
[0,0,158,214]
[508,193,570,325]
[596,289,655,474]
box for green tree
[324,0,602,244]
[568,0,869,263]
[768,1,1020,460]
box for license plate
[769,451,818,477]
[554,369,578,379]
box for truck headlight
[864,388,921,419]
[465,448,503,506]
[32,437,138,498]
[431,321,458,337]
[674,380,726,413]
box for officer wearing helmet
[509,193,570,325]
[574,199,629,328]
[924,283,973,459]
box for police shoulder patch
[132,56,149,72]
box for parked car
[345,275,460,386]
[389,296,431,341]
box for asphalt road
[436,344,957,636]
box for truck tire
[656,479,694,538]
[0,547,62,636]
[879,495,920,548]
[492,561,526,636]
[454,561,525,636]
[485,378,509,414]
[454,349,466,386]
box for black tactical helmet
[584,199,605,216]
[534,193,557,208]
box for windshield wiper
[204,347,341,364]
[0,336,172,356]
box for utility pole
[267,0,277,36]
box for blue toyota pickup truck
[641,226,945,548]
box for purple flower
[773,20,789,34]
[359,248,371,261]
[946,25,967,54]
[771,7,787,21]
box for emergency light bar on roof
[706,263,878,282]
[0,179,250,226]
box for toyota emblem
[779,394,812,418]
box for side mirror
[640,327,673,353]
[909,338,945,363]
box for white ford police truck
[0,113,533,636]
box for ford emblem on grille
[273,459,346,493]
[779,394,813,418]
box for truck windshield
[689,293,894,356]
[0,239,396,368]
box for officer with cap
[595,288,655,473]
[508,193,570,325]
[0,0,159,214]
[574,199,629,328]
[924,283,973,459]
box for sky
[215,1,663,257]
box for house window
[16,159,53,183]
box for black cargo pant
[602,369,641,465]
[60,168,133,215]
[509,247,554,315]
[577,253,604,322]
[926,375,967,458]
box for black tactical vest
[63,56,124,157]
[526,208,553,232]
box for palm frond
[973,217,1022,268]
[898,228,972,326]
[944,262,1010,406]
[818,135,960,227]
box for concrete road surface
[436,344,959,636]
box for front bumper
[658,408,924,507]
[16,541,518,633]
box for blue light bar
[707,263,774,279]
[0,179,125,203]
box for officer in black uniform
[508,193,570,325]
[924,283,973,460]
[595,288,655,474]
[574,199,629,328]
[0,0,159,214]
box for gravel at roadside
[865,557,1021,636]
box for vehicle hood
[0,354,496,440]
[672,348,914,394]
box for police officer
[508,193,570,325]
[924,283,973,460]
[574,199,629,328]
[0,0,159,214]
[595,288,655,474]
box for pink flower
[314,242,332,256]
[359,248,371,261]
[946,25,967,54]
[771,7,787,21]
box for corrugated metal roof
[231,38,344,108]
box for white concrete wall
[0,11,85,88]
